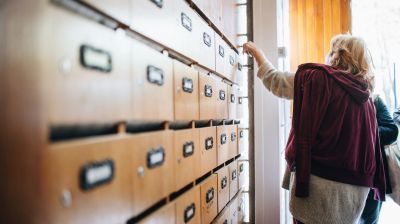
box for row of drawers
[140,174,245,224]
[43,4,245,125]
[52,0,242,81]
[43,126,248,223]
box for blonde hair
[326,34,374,90]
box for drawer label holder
[182,77,194,93]
[232,170,237,180]
[181,12,192,31]
[221,134,227,145]
[147,65,164,86]
[240,163,244,173]
[221,176,228,189]
[147,147,165,169]
[205,137,213,150]
[219,45,225,57]
[219,90,226,100]
[184,203,196,223]
[206,187,215,203]
[203,32,212,47]
[80,45,112,73]
[204,85,213,97]
[183,141,194,158]
[231,94,236,103]
[150,0,163,8]
[231,132,236,142]
[80,159,114,191]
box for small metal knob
[60,189,72,208]
[137,166,145,178]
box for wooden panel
[199,72,217,120]
[315,0,324,63]
[229,161,239,200]
[227,124,238,160]
[84,0,130,24]
[43,136,132,224]
[331,0,342,36]
[131,39,174,121]
[221,0,237,44]
[176,186,201,224]
[228,85,238,120]
[290,0,299,71]
[305,0,317,62]
[200,174,218,224]
[238,129,247,155]
[131,131,174,216]
[139,202,176,224]
[215,34,227,76]
[238,161,247,189]
[173,128,201,191]
[212,204,230,224]
[195,17,216,71]
[216,79,228,120]
[216,166,230,212]
[229,194,239,224]
[173,60,200,121]
[42,6,131,125]
[340,0,350,33]
[217,125,229,165]
[199,126,218,176]
[323,0,333,59]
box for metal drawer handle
[238,62,243,71]
[219,45,225,57]
[147,65,164,86]
[182,77,194,93]
[231,132,236,142]
[239,163,244,173]
[205,137,214,150]
[80,45,112,73]
[206,187,215,203]
[221,134,227,145]
[80,159,114,191]
[181,12,192,31]
[232,170,237,180]
[150,0,163,8]
[219,90,226,100]
[221,176,228,189]
[240,130,244,138]
[205,85,213,97]
[239,97,243,104]
[231,94,236,103]
[203,32,211,47]
[229,55,235,66]
[184,203,196,223]
[147,147,165,169]
[183,141,194,158]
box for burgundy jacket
[286,63,386,200]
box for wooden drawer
[217,125,229,165]
[216,79,228,120]
[199,126,217,176]
[83,0,130,25]
[194,18,216,71]
[199,72,217,120]
[227,124,238,160]
[43,137,132,224]
[131,39,174,121]
[212,204,230,224]
[42,6,131,125]
[237,92,247,123]
[233,58,244,85]
[130,0,177,49]
[200,174,218,224]
[228,85,239,120]
[238,161,247,190]
[238,192,245,222]
[173,60,199,121]
[138,202,176,224]
[229,194,240,224]
[176,186,201,224]
[214,34,236,81]
[228,161,238,200]
[131,131,174,216]
[238,129,247,156]
[216,166,229,212]
[173,128,200,191]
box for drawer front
[228,161,238,200]
[212,204,230,224]
[176,186,201,224]
[131,131,174,216]
[227,124,238,160]
[215,34,227,77]
[174,128,200,191]
[238,129,247,156]
[173,60,199,121]
[131,39,174,121]
[233,56,244,84]
[238,161,247,189]
[130,0,177,49]
[83,0,130,25]
[42,6,131,125]
[229,195,239,224]
[199,126,217,176]
[200,174,218,224]
[238,192,245,222]
[216,79,228,120]
[237,90,247,123]
[194,18,216,71]
[224,47,237,82]
[139,201,176,224]
[216,166,229,213]
[228,85,238,120]
[199,72,217,120]
[217,125,229,165]
[44,137,132,224]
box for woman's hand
[243,41,267,66]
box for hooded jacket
[286,63,386,200]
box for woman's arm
[243,42,295,99]
[374,96,398,145]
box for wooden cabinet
[199,126,218,176]
[173,128,201,191]
[131,39,174,121]
[200,174,218,224]
[216,166,229,213]
[130,131,175,216]
[173,60,199,121]
[176,186,201,224]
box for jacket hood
[298,63,370,104]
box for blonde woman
[244,34,386,224]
